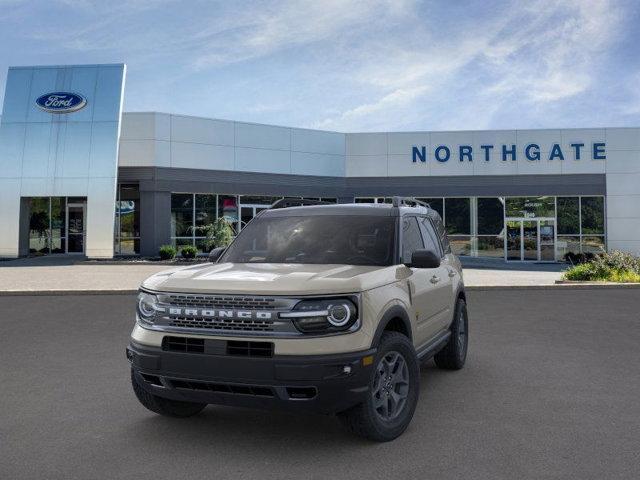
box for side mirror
[208,247,225,263]
[407,249,440,269]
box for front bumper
[127,341,376,414]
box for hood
[141,262,405,295]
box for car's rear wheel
[131,369,207,417]
[338,331,419,442]
[434,297,468,370]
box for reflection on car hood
[141,262,402,295]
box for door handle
[448,270,457,278]
[430,275,440,284]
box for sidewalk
[0,256,566,294]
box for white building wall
[118,116,640,256]
[605,128,640,255]
[119,113,345,177]
[345,129,607,177]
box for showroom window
[445,198,471,256]
[27,196,86,255]
[171,194,338,253]
[477,197,505,258]
[580,197,606,254]
[505,196,555,218]
[28,197,65,254]
[171,193,219,253]
[114,184,140,255]
[556,196,606,257]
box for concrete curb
[2,283,640,296]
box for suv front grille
[165,295,279,310]
[151,293,300,336]
[167,316,275,332]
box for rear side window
[401,217,424,264]
[430,214,451,254]
[419,217,443,257]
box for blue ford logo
[35,92,87,114]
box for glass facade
[556,196,605,258]
[27,196,86,255]
[355,195,606,260]
[170,194,337,253]
[114,184,140,255]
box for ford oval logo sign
[35,92,87,114]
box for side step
[416,331,451,361]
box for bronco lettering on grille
[166,308,273,320]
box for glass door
[505,218,556,261]
[522,221,538,261]
[539,220,556,261]
[66,203,86,254]
[506,220,522,260]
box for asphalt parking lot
[1,289,639,480]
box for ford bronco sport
[127,197,468,441]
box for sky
[0,0,639,132]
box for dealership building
[1,63,639,261]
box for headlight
[137,291,158,325]
[280,297,358,334]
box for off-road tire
[338,332,419,442]
[131,369,207,417]
[434,298,468,370]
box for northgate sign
[411,142,606,163]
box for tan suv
[127,197,468,441]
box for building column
[139,189,171,257]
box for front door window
[540,221,555,261]
[522,221,538,261]
[506,221,522,261]
[505,219,555,262]
[66,204,85,254]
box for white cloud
[314,0,625,130]
[2,0,631,131]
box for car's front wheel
[338,332,420,442]
[131,369,207,417]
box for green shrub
[180,245,198,259]
[563,250,640,282]
[594,250,640,273]
[159,245,177,260]
[192,218,235,251]
[563,263,595,281]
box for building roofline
[122,111,639,135]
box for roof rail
[391,196,431,209]
[270,198,331,209]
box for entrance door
[66,203,86,254]
[505,219,556,262]
[522,220,538,261]
[506,220,522,260]
[539,220,555,261]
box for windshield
[220,215,397,266]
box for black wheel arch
[371,305,413,347]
